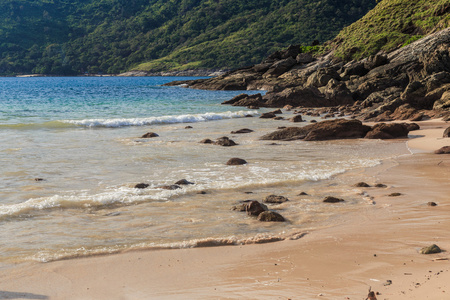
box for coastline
[0,119,449,300]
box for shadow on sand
[0,291,48,299]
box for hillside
[0,0,376,75]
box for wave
[30,231,308,263]
[62,110,259,128]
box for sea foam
[62,110,259,128]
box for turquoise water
[0,76,258,127]
[0,76,410,266]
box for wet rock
[175,179,194,185]
[231,128,254,134]
[135,183,149,189]
[323,196,345,203]
[354,182,371,187]
[224,93,264,107]
[257,211,285,222]
[260,112,277,119]
[365,123,409,139]
[159,185,181,190]
[226,158,247,165]
[141,132,159,138]
[434,146,450,154]
[420,244,442,254]
[428,201,438,206]
[231,204,247,212]
[246,200,268,216]
[214,136,237,146]
[185,126,193,129]
[290,115,303,122]
[375,183,387,188]
[199,138,213,144]
[388,192,402,197]
[443,126,450,137]
[264,195,289,204]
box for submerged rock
[134,183,149,189]
[141,132,159,138]
[159,185,181,190]
[226,158,247,165]
[175,179,194,185]
[263,195,289,204]
[257,211,285,222]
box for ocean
[0,76,410,267]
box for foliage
[330,0,450,61]
[0,0,376,75]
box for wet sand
[0,119,449,300]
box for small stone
[185,126,193,129]
[134,183,149,189]
[375,183,387,188]
[388,192,402,197]
[231,128,254,134]
[141,132,159,138]
[175,179,194,185]
[257,211,285,222]
[264,195,289,204]
[226,158,247,165]
[354,182,371,187]
[298,192,308,196]
[323,196,345,203]
[427,202,438,206]
[420,244,442,254]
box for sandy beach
[1,119,449,300]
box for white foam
[62,110,259,128]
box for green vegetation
[331,0,450,61]
[0,0,376,75]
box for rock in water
[264,195,289,204]
[175,179,194,185]
[135,183,149,189]
[141,132,159,138]
[214,137,237,146]
[246,200,268,216]
[420,244,442,254]
[257,211,285,222]
[226,158,247,165]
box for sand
[0,120,449,300]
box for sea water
[0,76,410,266]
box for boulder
[141,132,159,138]
[365,123,409,139]
[290,115,303,122]
[262,86,327,108]
[420,244,442,254]
[443,126,450,138]
[390,104,421,120]
[323,196,345,203]
[263,57,297,77]
[222,93,264,107]
[175,179,194,185]
[264,195,289,204]
[306,68,340,88]
[231,128,254,134]
[246,200,268,216]
[257,211,285,222]
[434,146,450,154]
[364,53,389,70]
[260,119,371,141]
[214,137,237,146]
[135,183,149,189]
[354,182,371,187]
[226,158,248,165]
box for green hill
[0,0,376,75]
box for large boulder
[260,119,371,141]
[365,123,409,139]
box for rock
[433,90,450,110]
[141,132,159,138]
[427,202,438,206]
[260,112,277,119]
[246,200,268,216]
[262,86,327,108]
[226,158,247,165]
[298,192,308,196]
[260,119,371,141]
[231,128,254,134]
[306,68,340,88]
[364,53,388,70]
[175,179,194,185]
[375,183,387,188]
[420,244,442,254]
[388,192,402,197]
[402,122,420,131]
[354,182,371,187]
[226,93,264,107]
[365,123,409,139]
[197,191,207,194]
[290,115,303,122]
[296,52,314,64]
[273,116,284,120]
[134,183,149,189]
[159,185,181,190]
[444,126,450,137]
[434,146,450,154]
[231,204,247,211]
[185,126,193,129]
[34,178,45,181]
[214,137,237,146]
[283,105,294,111]
[271,109,283,114]
[257,211,285,222]
[264,195,289,204]
[264,57,297,77]
[323,196,345,203]
[390,104,421,120]
[199,138,213,144]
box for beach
[1,116,448,300]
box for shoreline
[0,119,449,299]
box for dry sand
[1,120,449,300]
